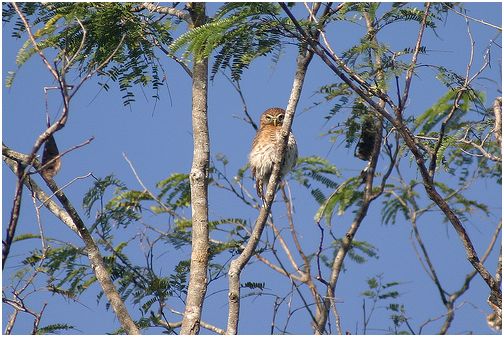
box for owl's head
[260,107,286,128]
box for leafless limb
[271,296,283,334]
[446,5,502,31]
[63,18,87,74]
[391,172,502,334]
[211,162,258,209]
[151,39,193,77]
[255,251,304,282]
[280,186,311,275]
[327,286,343,335]
[267,219,302,273]
[141,2,192,24]
[3,169,24,269]
[220,71,258,131]
[158,316,225,334]
[122,152,180,218]
[400,3,432,119]
[4,309,18,335]
[2,295,48,335]
[459,139,501,162]
[31,303,47,334]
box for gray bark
[180,3,210,334]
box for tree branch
[2,146,140,335]
[225,15,315,334]
[400,3,431,119]
[282,1,501,302]
[141,2,192,24]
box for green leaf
[35,323,75,335]
[314,176,363,224]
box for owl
[249,107,298,199]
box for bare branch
[400,3,431,118]
[221,71,258,131]
[141,2,192,24]
[63,18,87,74]
[3,169,24,270]
[12,3,59,80]
[447,5,502,31]
[122,152,180,218]
[4,309,18,335]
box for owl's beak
[272,119,278,127]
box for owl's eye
[277,114,284,122]
[265,115,273,123]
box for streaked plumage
[249,107,298,199]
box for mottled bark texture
[226,40,314,336]
[2,146,140,334]
[180,3,210,334]
[494,97,502,146]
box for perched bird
[249,107,298,199]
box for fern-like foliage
[414,90,481,134]
[35,323,76,335]
[3,2,172,105]
[170,2,286,81]
[414,89,500,181]
[315,176,364,225]
[291,156,341,206]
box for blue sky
[2,2,502,334]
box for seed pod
[355,115,377,161]
[41,134,61,180]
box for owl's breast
[249,141,276,178]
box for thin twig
[447,5,502,31]
[70,34,126,100]
[63,18,87,74]
[400,3,432,119]
[12,3,59,80]
[122,152,180,218]
[220,71,258,131]
[32,136,95,176]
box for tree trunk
[181,3,210,334]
